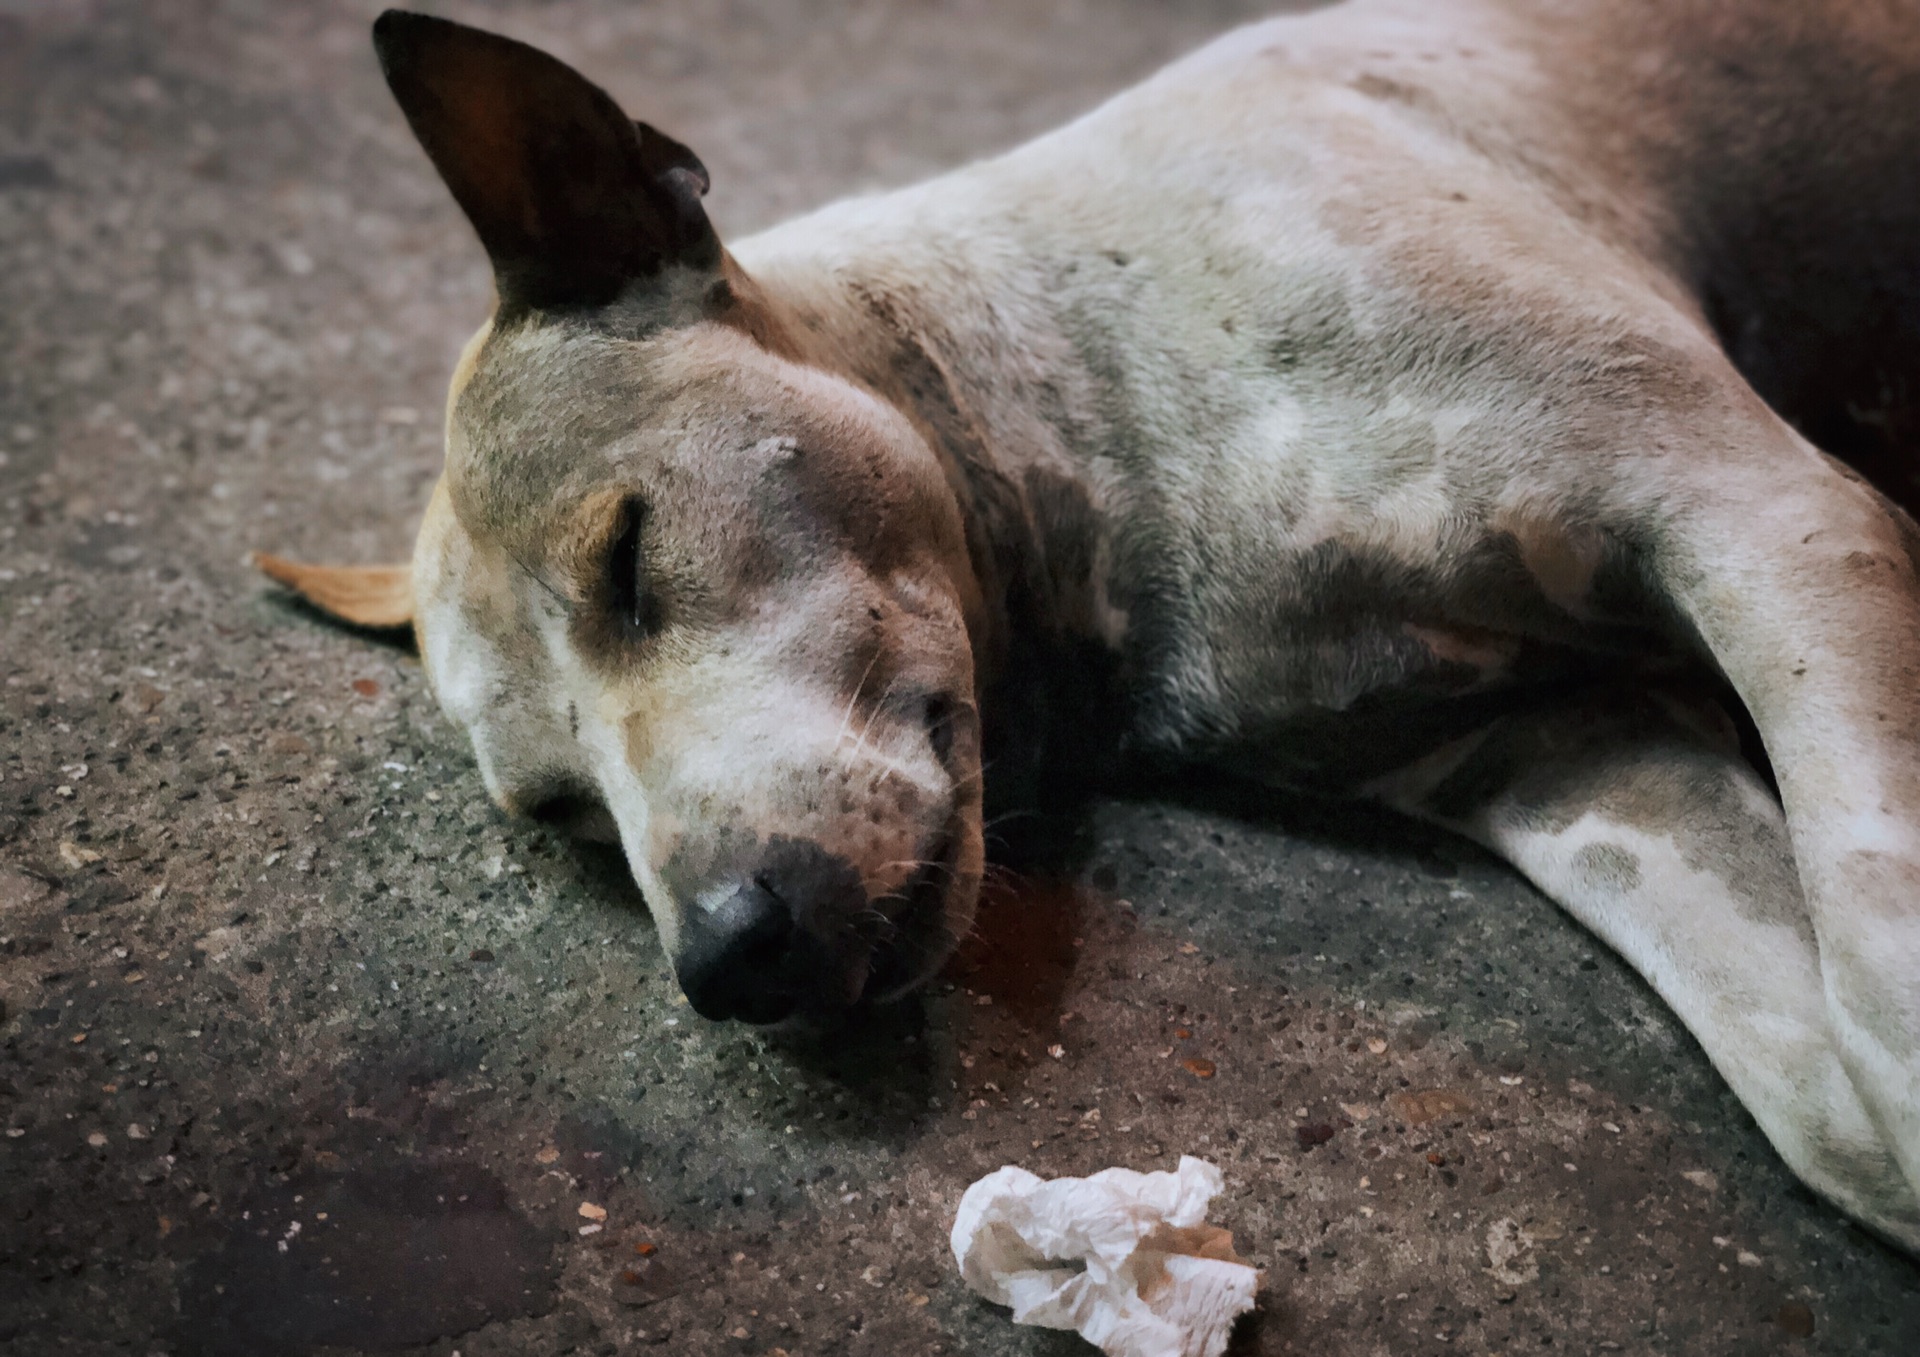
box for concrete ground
[3,1,1918,1353]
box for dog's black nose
[674,880,797,1023]
[671,838,872,1023]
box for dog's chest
[1100,505,1643,788]
[1027,339,1665,786]
[998,228,1675,784]
[997,366,1662,788]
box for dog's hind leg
[1370,682,1920,1250]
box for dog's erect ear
[371,9,717,312]
[252,553,414,631]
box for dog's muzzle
[672,834,951,1023]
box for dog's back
[1182,0,1920,483]
[759,0,1920,497]
[1387,0,1920,488]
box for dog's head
[259,11,986,1023]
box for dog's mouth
[861,819,967,1005]
[657,708,984,1027]
[727,812,971,1030]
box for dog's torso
[736,0,1920,784]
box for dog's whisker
[844,674,904,770]
[833,650,884,751]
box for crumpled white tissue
[950,1156,1259,1357]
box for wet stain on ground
[944,873,1088,1026]
[176,1157,556,1356]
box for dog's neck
[736,230,1126,695]
[724,221,1146,815]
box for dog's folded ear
[252,553,414,632]
[371,9,717,313]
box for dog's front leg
[1635,425,1920,1238]
[1370,681,1920,1250]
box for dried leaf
[1388,1089,1475,1125]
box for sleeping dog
[258,2,1920,1250]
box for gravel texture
[2,1,1918,1354]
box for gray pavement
[2,1,1917,1353]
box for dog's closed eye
[608,495,661,636]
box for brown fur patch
[1489,508,1610,616]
